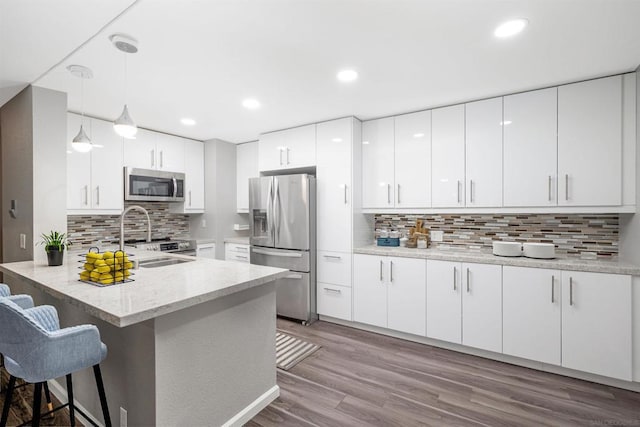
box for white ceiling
[3,0,640,143]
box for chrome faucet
[120,205,152,251]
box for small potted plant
[39,231,71,266]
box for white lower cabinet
[196,243,216,259]
[503,266,561,365]
[318,284,352,321]
[561,271,632,381]
[225,243,250,263]
[461,263,502,353]
[426,260,462,343]
[353,254,426,336]
[317,251,352,321]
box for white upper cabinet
[236,141,258,213]
[183,140,205,212]
[503,88,558,207]
[432,105,465,208]
[465,97,503,207]
[258,124,316,172]
[362,117,395,208]
[317,118,353,253]
[394,111,431,208]
[67,113,123,213]
[558,75,622,206]
[124,129,185,172]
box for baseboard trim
[319,315,640,393]
[47,378,104,427]
[222,385,280,427]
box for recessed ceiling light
[494,18,528,38]
[242,98,261,109]
[413,133,425,138]
[337,69,358,82]
[332,138,343,142]
[181,118,196,126]
[500,120,513,126]
[362,140,370,145]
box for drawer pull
[324,287,342,294]
[252,248,302,258]
[285,273,303,280]
[323,255,342,260]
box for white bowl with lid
[523,243,555,259]
[492,241,522,257]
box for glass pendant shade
[72,124,92,153]
[114,104,137,139]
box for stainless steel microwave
[124,167,185,202]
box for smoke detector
[109,33,138,54]
[66,64,93,79]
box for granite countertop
[224,237,250,245]
[0,249,288,328]
[354,245,640,276]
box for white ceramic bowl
[523,243,556,259]
[492,241,522,257]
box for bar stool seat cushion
[0,283,34,309]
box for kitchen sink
[139,257,195,268]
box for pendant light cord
[124,53,128,104]
[80,75,85,126]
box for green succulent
[39,231,71,252]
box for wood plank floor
[248,319,640,427]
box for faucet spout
[120,205,152,251]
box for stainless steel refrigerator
[249,174,317,324]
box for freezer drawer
[251,246,310,271]
[276,272,312,321]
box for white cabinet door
[258,131,284,172]
[317,118,352,253]
[90,118,123,211]
[465,97,503,207]
[503,88,558,207]
[285,124,316,168]
[236,141,258,213]
[124,128,156,169]
[362,118,395,208]
[461,263,502,353]
[561,271,632,380]
[67,114,92,210]
[426,260,461,344]
[155,133,185,172]
[317,251,351,287]
[432,105,465,207]
[394,111,431,208]
[197,243,216,259]
[387,257,426,336]
[503,267,561,365]
[318,284,352,321]
[184,140,205,211]
[353,254,387,328]
[558,75,622,206]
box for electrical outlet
[120,407,127,427]
[431,230,444,242]
[19,233,26,249]
[201,219,206,228]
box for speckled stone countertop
[0,249,288,327]
[224,237,250,245]
[354,245,640,276]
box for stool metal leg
[0,375,16,427]
[32,382,42,427]
[43,381,53,412]
[66,374,75,427]
[93,365,112,427]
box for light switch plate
[19,233,26,249]
[431,230,444,242]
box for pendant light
[110,34,139,139]
[67,65,93,153]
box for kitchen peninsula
[0,250,289,427]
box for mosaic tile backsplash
[68,202,190,248]
[375,214,619,258]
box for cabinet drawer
[226,251,250,263]
[317,251,351,287]
[317,284,352,321]
[225,243,250,254]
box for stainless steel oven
[124,167,185,202]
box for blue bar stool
[0,298,111,427]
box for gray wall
[0,86,67,263]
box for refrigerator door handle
[252,248,303,258]
[274,178,281,243]
[266,178,275,243]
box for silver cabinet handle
[160,150,164,168]
[565,174,569,201]
[323,255,342,260]
[453,266,457,291]
[380,260,383,281]
[390,260,394,283]
[324,287,342,294]
[236,255,249,260]
[96,185,100,206]
[235,246,248,252]
[279,148,283,166]
[387,184,391,204]
[469,180,474,203]
[344,185,348,204]
[548,176,552,201]
[84,185,89,205]
[569,276,573,306]
[457,180,461,204]
[397,184,401,204]
[551,275,555,303]
[286,147,290,165]
[189,190,192,206]
[466,268,470,293]
[252,248,302,258]
[151,149,155,167]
